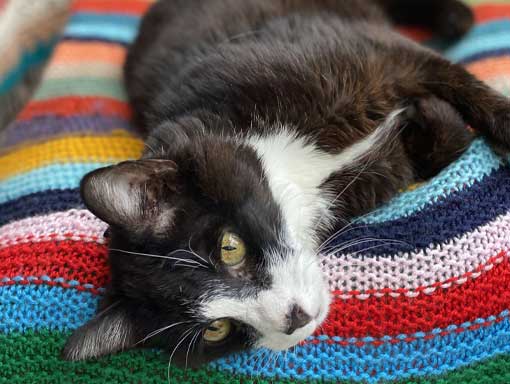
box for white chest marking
[247,110,402,247]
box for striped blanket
[1,0,510,383]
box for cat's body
[63,0,510,367]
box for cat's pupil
[222,245,236,251]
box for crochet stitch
[1,0,510,383]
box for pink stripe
[0,209,107,249]
[321,212,510,298]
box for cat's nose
[284,304,312,335]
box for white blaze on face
[201,111,403,349]
[201,246,331,350]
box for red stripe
[17,96,132,121]
[71,0,151,15]
[0,241,109,288]
[475,4,510,23]
[319,251,510,338]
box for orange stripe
[475,4,510,23]
[71,0,152,14]
[51,41,126,65]
[466,56,510,80]
[17,96,132,121]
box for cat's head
[62,121,331,366]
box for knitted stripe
[0,189,84,226]
[64,12,140,44]
[467,56,510,79]
[0,285,98,333]
[322,255,510,338]
[0,163,110,205]
[52,41,126,65]
[0,209,107,249]
[324,212,510,295]
[1,331,510,384]
[0,241,108,288]
[334,169,510,256]
[2,116,134,148]
[33,77,127,101]
[459,47,510,64]
[70,0,152,15]
[0,135,142,180]
[215,317,510,383]
[45,62,122,80]
[445,20,510,61]
[363,140,501,223]
[475,4,510,21]
[17,96,131,120]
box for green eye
[203,319,231,342]
[220,232,246,266]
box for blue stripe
[458,48,510,65]
[363,139,502,224]
[329,166,510,255]
[0,285,98,333]
[0,39,56,94]
[213,313,510,383]
[0,163,112,205]
[445,20,510,62]
[64,13,140,44]
[0,189,83,227]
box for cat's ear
[80,159,179,231]
[62,300,138,361]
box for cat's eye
[220,232,246,266]
[203,319,231,342]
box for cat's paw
[435,0,474,40]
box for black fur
[63,0,510,367]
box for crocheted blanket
[1,0,510,383]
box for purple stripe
[2,115,136,147]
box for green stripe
[1,331,509,384]
[464,0,510,5]
[33,78,127,101]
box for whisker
[187,237,210,266]
[136,321,192,346]
[167,327,196,380]
[110,248,208,268]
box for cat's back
[124,0,389,129]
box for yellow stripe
[0,133,143,180]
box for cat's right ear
[80,159,179,231]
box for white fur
[201,110,403,350]
[202,247,331,350]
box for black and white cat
[63,0,510,367]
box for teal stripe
[33,78,127,101]
[0,162,112,205]
[445,20,510,61]
[0,38,56,94]
[363,140,503,223]
[64,13,140,44]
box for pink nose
[284,304,312,335]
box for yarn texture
[1,0,510,383]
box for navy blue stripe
[61,37,130,47]
[328,166,510,256]
[0,189,84,226]
[458,48,510,65]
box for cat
[63,0,510,367]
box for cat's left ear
[80,159,179,232]
[62,300,139,361]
